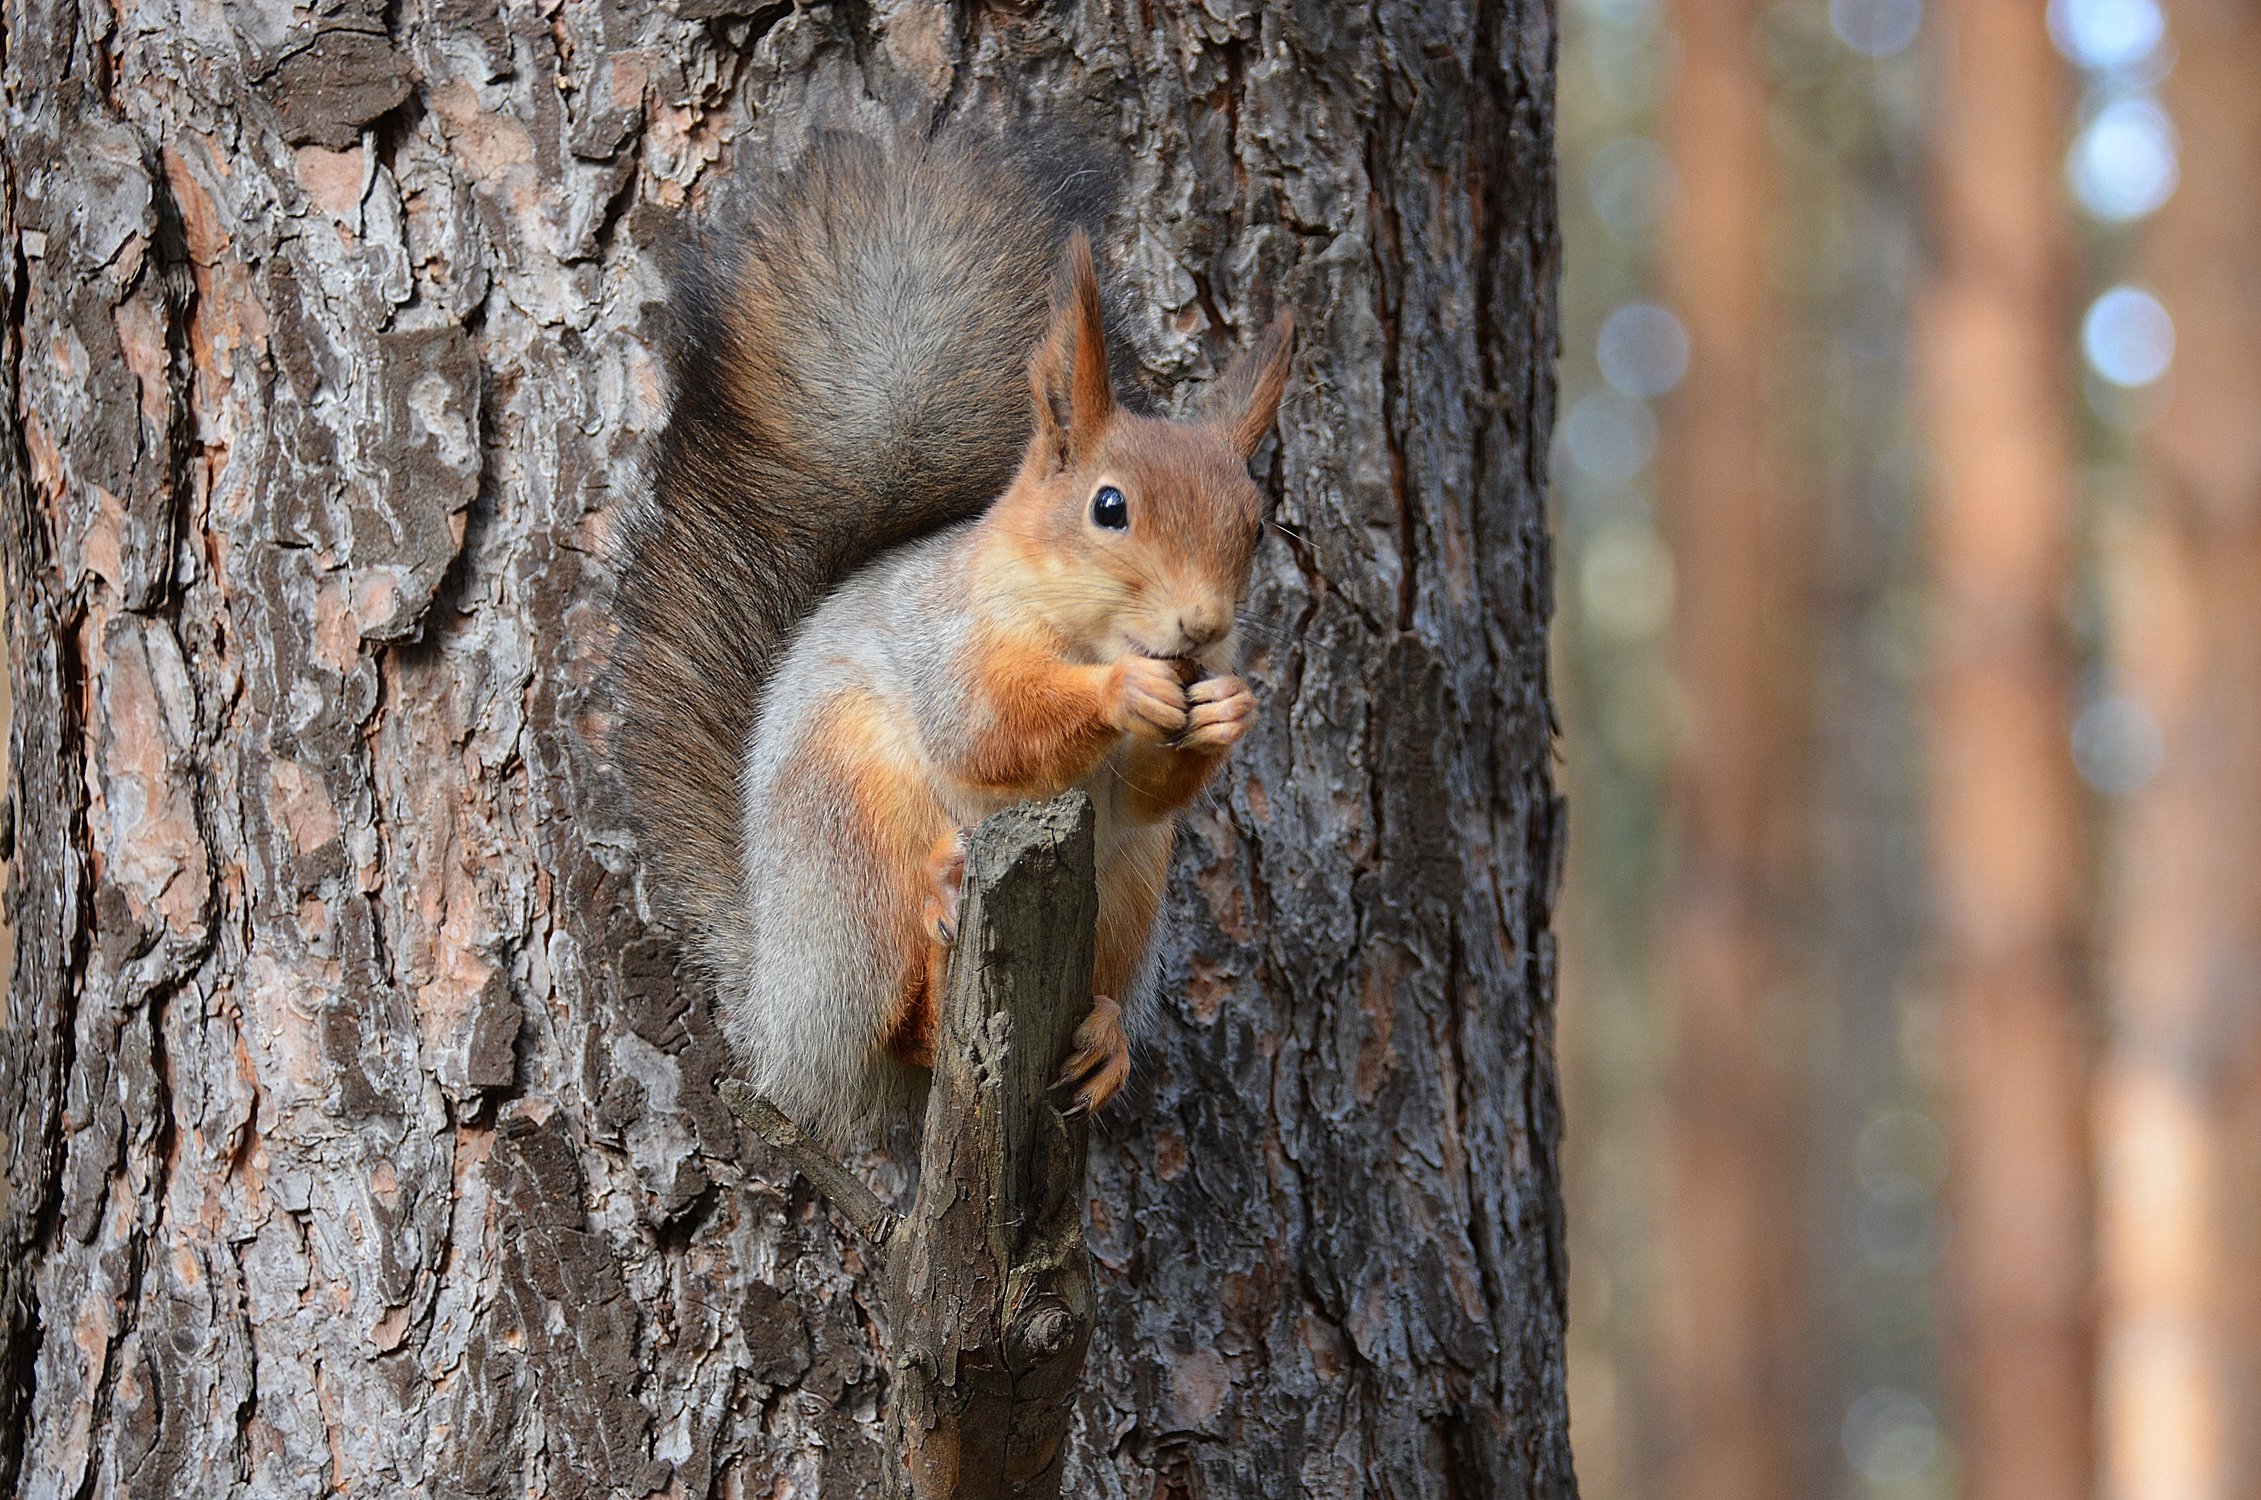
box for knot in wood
[1009,1296,1080,1366]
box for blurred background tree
[1921,4,2093,1497]
[1557,0,2252,1497]
[1653,2,1817,1497]
[2100,4,2261,1498]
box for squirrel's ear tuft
[1028,231,1117,473]
[1201,311,1296,462]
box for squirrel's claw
[1052,993,1130,1118]
[922,829,970,946]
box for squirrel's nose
[1175,607,1227,650]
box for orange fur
[1119,738,1231,823]
[951,623,1122,794]
[1095,828,1174,1000]
[894,939,948,1071]
[783,691,955,1070]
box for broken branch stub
[721,792,1102,1498]
[886,791,1100,1499]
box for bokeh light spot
[2083,286,2174,387]
[1858,1199,1941,1277]
[1843,1388,1940,1485]
[2073,695,2165,793]
[1597,302,1689,397]
[2069,95,2178,221]
[1579,523,1676,642]
[1574,0,1656,24]
[1856,1111,1948,1204]
[1564,390,1658,484]
[1588,136,1674,239]
[2048,0,2164,70]
[1829,0,1922,57]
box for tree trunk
[2100,3,2261,1496]
[0,2,1575,1496]
[1919,6,2096,1499]
[1654,4,1812,1497]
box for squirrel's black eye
[1090,485,1129,531]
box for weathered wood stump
[725,791,1099,1500]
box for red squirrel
[612,131,1292,1143]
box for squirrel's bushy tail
[613,130,1107,981]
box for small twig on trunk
[719,1079,899,1248]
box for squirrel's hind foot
[1052,994,1131,1118]
[921,828,970,945]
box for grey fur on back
[612,128,1111,987]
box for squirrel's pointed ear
[1201,311,1295,461]
[1028,231,1117,473]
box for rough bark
[2100,3,2261,1495]
[1919,6,2096,1498]
[1654,3,1812,1497]
[0,1,1573,1496]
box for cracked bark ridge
[2,0,1572,1494]
[885,791,1099,1500]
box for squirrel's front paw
[1180,675,1256,751]
[1107,655,1190,742]
[921,829,969,945]
[1052,994,1130,1118]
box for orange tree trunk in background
[2100,3,2261,1496]
[0,2,1579,1495]
[1919,5,2096,1499]
[1655,3,1811,1497]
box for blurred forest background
[1553,0,2260,1498]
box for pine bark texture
[0,1,1573,1497]
[1654,3,1811,1497]
[2101,2,2261,1495]
[1919,6,2095,1498]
